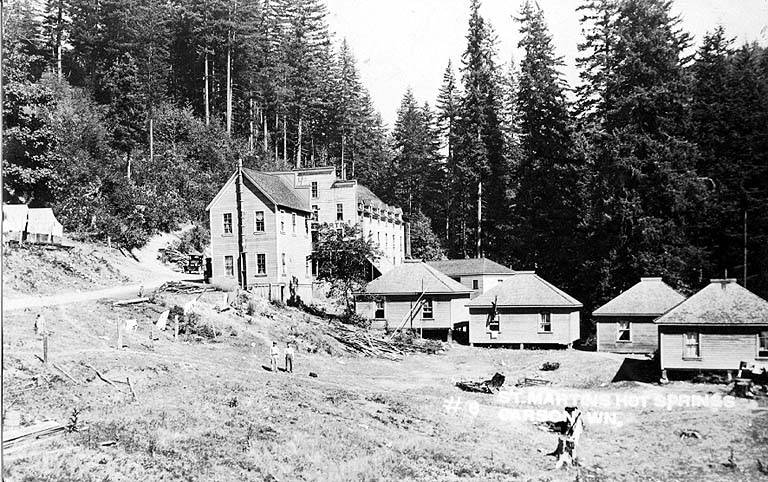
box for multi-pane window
[336,203,344,221]
[281,253,286,275]
[224,255,234,276]
[254,211,264,232]
[617,321,631,342]
[292,213,297,234]
[684,332,700,358]
[422,298,433,319]
[758,331,768,358]
[223,213,233,234]
[311,181,318,198]
[375,300,385,319]
[256,254,266,275]
[312,205,319,221]
[539,312,552,333]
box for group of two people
[270,341,295,373]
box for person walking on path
[284,342,295,373]
[270,342,280,372]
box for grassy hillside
[3,286,767,481]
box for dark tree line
[3,0,768,315]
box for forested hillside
[3,0,767,311]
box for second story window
[280,211,285,233]
[311,181,318,198]
[312,205,319,221]
[336,203,343,221]
[223,213,233,235]
[292,213,296,234]
[254,211,264,232]
[281,253,286,275]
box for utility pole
[236,159,247,289]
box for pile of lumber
[3,421,69,450]
[515,377,552,387]
[156,281,213,295]
[456,372,506,394]
[324,321,445,361]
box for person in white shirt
[270,342,280,372]
[284,342,295,373]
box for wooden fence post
[43,334,49,364]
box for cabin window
[422,298,433,319]
[375,300,385,319]
[684,332,700,358]
[223,213,233,235]
[256,254,266,275]
[224,255,234,276]
[311,181,318,198]
[337,203,344,221]
[758,331,768,358]
[280,211,285,233]
[617,321,631,342]
[254,211,264,232]
[472,279,479,290]
[292,213,297,234]
[539,312,552,333]
[281,253,286,275]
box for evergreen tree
[513,1,581,290]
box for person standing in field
[270,342,280,372]
[284,342,294,373]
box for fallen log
[3,421,68,449]
[84,364,115,387]
[112,297,150,307]
[52,363,80,385]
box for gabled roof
[361,261,472,295]
[467,271,582,308]
[428,258,514,277]
[242,168,309,212]
[655,279,768,325]
[593,277,685,317]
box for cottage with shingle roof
[427,257,515,298]
[466,271,582,347]
[656,279,768,376]
[593,277,685,354]
[206,165,313,301]
[354,260,471,339]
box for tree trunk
[296,115,302,168]
[274,112,279,162]
[55,0,63,80]
[282,114,287,165]
[248,97,254,151]
[476,181,482,258]
[263,108,268,152]
[204,51,210,126]
[126,152,132,179]
[149,118,154,162]
[226,34,232,134]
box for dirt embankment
[2,244,132,298]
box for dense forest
[4,0,768,312]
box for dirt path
[3,228,199,312]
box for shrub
[340,312,371,329]
[169,305,221,339]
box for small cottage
[466,271,582,347]
[593,277,685,354]
[354,260,471,338]
[656,278,768,377]
[427,257,515,298]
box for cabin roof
[242,168,310,212]
[655,279,768,325]
[467,271,582,308]
[593,277,686,317]
[427,257,514,276]
[361,261,471,295]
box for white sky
[325,0,768,127]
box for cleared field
[2,292,767,481]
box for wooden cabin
[427,258,515,299]
[466,271,582,347]
[354,260,471,338]
[593,277,685,354]
[656,279,768,378]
